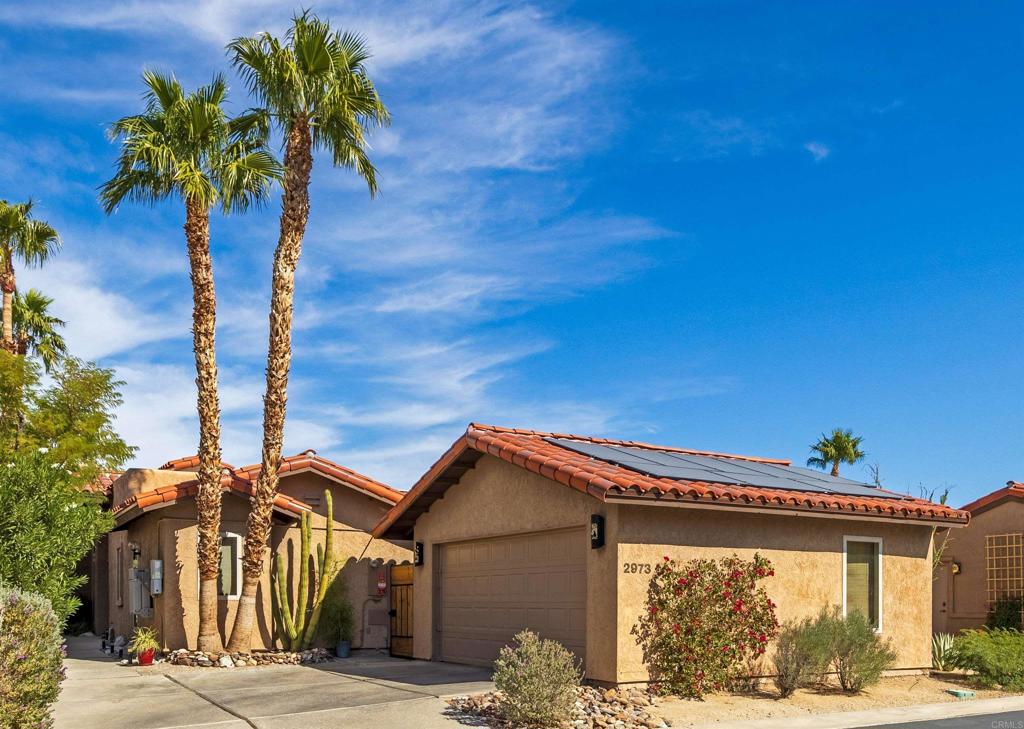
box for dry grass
[655,673,1016,727]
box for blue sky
[0,1,1020,506]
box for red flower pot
[138,648,155,666]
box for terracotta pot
[138,648,155,666]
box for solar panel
[547,438,906,500]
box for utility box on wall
[129,568,153,618]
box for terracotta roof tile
[159,455,236,471]
[237,450,403,504]
[374,423,969,538]
[960,481,1024,514]
[84,471,122,496]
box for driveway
[55,634,494,729]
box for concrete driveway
[56,634,494,729]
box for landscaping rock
[165,647,332,668]
[448,685,668,729]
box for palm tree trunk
[831,461,840,478]
[2,249,16,351]
[226,116,313,653]
[185,197,226,654]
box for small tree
[807,429,865,477]
[633,553,779,698]
[0,449,114,620]
[493,630,582,727]
[0,584,66,729]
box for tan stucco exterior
[933,498,1024,633]
[101,469,411,650]
[408,454,937,684]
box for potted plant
[335,592,355,658]
[129,627,160,666]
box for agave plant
[932,632,957,671]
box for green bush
[632,553,780,698]
[772,617,832,697]
[932,633,957,671]
[986,596,1023,630]
[0,584,66,729]
[493,630,582,727]
[830,610,897,692]
[316,573,355,645]
[0,449,114,620]
[953,629,1024,690]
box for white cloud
[672,110,775,159]
[803,141,831,162]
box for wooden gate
[389,564,414,658]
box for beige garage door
[439,528,586,666]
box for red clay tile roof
[84,471,123,496]
[960,481,1024,515]
[160,455,236,471]
[374,423,970,538]
[237,450,404,504]
[112,470,311,526]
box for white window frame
[842,535,884,633]
[219,532,243,600]
[198,532,243,600]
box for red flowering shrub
[632,553,779,699]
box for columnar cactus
[273,489,338,650]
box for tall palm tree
[224,12,389,652]
[0,200,60,353]
[807,428,866,477]
[13,289,67,372]
[100,71,281,652]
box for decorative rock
[165,647,333,668]
[448,685,668,729]
[218,655,234,668]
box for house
[373,423,969,685]
[933,481,1024,633]
[87,450,411,651]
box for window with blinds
[845,538,881,631]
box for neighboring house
[933,481,1024,633]
[374,423,969,685]
[88,451,411,651]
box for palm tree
[807,428,866,477]
[13,289,67,371]
[0,200,60,353]
[224,12,389,652]
[100,71,280,652]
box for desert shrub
[953,628,1024,690]
[493,630,582,727]
[931,633,957,671]
[316,573,355,644]
[633,553,779,698]
[0,584,66,729]
[772,617,832,697]
[986,596,1023,630]
[829,610,897,692]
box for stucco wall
[934,500,1024,633]
[615,504,935,682]
[102,471,410,651]
[409,455,620,683]
[406,454,936,685]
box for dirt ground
[655,674,1015,727]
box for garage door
[440,528,586,666]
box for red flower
[663,555,671,562]
[758,633,767,643]
[677,578,688,586]
[649,606,659,614]
[673,623,681,634]
[733,599,744,613]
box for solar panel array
[546,438,907,500]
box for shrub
[316,573,355,645]
[953,628,1024,690]
[0,449,114,620]
[830,610,897,692]
[493,630,582,727]
[772,617,832,697]
[632,553,779,698]
[986,596,1023,630]
[931,633,957,671]
[0,584,66,729]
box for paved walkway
[55,634,494,729]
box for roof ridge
[467,422,791,465]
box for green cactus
[272,489,339,650]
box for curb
[683,695,1024,729]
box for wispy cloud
[670,110,776,159]
[803,141,831,162]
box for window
[218,533,242,599]
[986,533,1024,605]
[844,536,882,632]
[116,545,125,607]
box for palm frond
[13,288,67,372]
